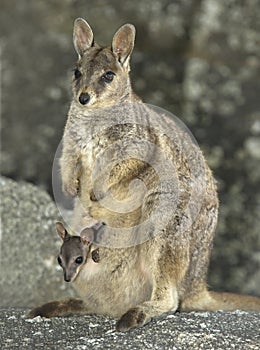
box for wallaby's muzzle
[64,271,75,283]
[64,275,71,282]
[79,92,90,105]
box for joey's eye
[101,71,115,83]
[57,256,62,266]
[75,256,83,264]
[74,68,82,80]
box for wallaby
[28,18,260,331]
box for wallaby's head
[72,18,136,108]
[56,221,103,282]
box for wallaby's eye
[75,256,83,264]
[74,68,82,80]
[101,71,115,83]
[57,256,62,266]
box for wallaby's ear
[73,18,94,58]
[80,227,94,247]
[112,24,136,68]
[56,222,69,241]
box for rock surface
[0,309,259,349]
[183,0,260,296]
[0,177,75,308]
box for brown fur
[28,19,260,331]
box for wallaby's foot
[28,302,60,318]
[116,307,149,332]
[27,298,85,318]
[116,290,178,332]
[62,178,79,197]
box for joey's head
[56,222,94,282]
[72,18,136,108]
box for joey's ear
[80,227,94,247]
[112,24,136,68]
[73,18,94,58]
[56,222,69,241]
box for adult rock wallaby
[28,18,260,331]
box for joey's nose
[79,93,90,105]
[64,275,71,282]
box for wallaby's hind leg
[28,298,86,318]
[116,260,179,332]
[116,285,179,332]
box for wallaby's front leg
[116,271,179,332]
[28,298,86,318]
[60,141,82,197]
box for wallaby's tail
[207,291,260,311]
[181,290,260,312]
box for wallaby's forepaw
[89,187,107,202]
[116,307,149,332]
[62,179,79,197]
[90,188,98,201]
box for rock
[0,0,197,190]
[0,309,259,349]
[0,177,75,307]
[182,0,260,296]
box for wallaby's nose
[79,92,90,105]
[64,274,71,282]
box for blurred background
[0,0,259,301]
